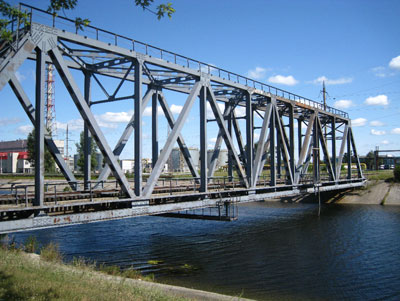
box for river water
[12,202,400,300]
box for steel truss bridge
[0,4,365,233]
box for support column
[347,128,352,179]
[245,92,253,186]
[276,123,282,179]
[83,71,91,190]
[288,104,295,178]
[298,118,302,157]
[227,108,233,181]
[331,117,336,180]
[134,59,142,196]
[34,47,45,207]
[199,86,207,192]
[152,88,159,169]
[270,105,276,186]
[313,115,320,183]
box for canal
[12,202,400,300]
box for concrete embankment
[334,180,400,205]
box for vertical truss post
[199,86,207,192]
[331,116,336,180]
[245,92,253,186]
[270,104,276,186]
[298,118,302,157]
[313,114,320,184]
[347,127,352,179]
[83,71,91,190]
[152,88,159,169]
[288,104,295,179]
[34,47,45,207]
[253,102,272,187]
[227,107,233,181]
[134,59,142,196]
[276,117,282,179]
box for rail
[9,3,349,119]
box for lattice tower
[45,63,57,136]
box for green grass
[364,170,394,181]
[0,247,188,301]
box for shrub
[394,165,400,182]
[40,242,63,263]
[24,236,38,253]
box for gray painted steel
[0,8,366,232]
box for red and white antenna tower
[45,63,57,136]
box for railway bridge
[0,4,365,233]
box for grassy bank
[0,243,187,301]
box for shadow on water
[11,201,400,300]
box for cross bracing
[0,4,365,233]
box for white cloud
[369,120,384,127]
[234,106,246,117]
[389,55,400,70]
[0,117,21,126]
[268,75,298,86]
[391,128,400,134]
[15,71,26,82]
[16,124,33,135]
[371,129,386,136]
[333,99,354,109]
[311,75,353,85]
[206,102,225,118]
[143,106,165,117]
[56,119,84,131]
[364,95,389,106]
[351,118,367,127]
[209,137,217,143]
[247,67,267,80]
[98,111,132,123]
[381,140,390,145]
[170,104,183,115]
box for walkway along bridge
[0,4,365,233]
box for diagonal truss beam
[232,110,247,167]
[336,123,349,179]
[49,47,134,198]
[96,87,155,185]
[158,91,200,179]
[274,107,293,184]
[9,75,78,189]
[252,102,273,187]
[207,85,249,187]
[316,116,336,181]
[349,127,363,178]
[295,113,315,184]
[142,81,202,197]
[208,104,232,178]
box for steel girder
[0,19,365,210]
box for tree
[27,129,56,173]
[0,0,175,41]
[75,131,98,172]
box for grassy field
[363,169,395,181]
[0,244,188,301]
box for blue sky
[1,0,400,158]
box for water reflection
[13,202,400,300]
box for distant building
[0,139,32,173]
[120,159,134,173]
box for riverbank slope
[0,247,250,301]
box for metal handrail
[18,3,348,119]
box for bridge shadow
[278,190,349,204]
